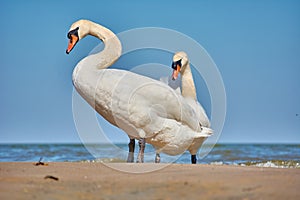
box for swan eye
[67,27,79,39]
[171,59,182,69]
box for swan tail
[194,127,213,138]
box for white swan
[66,19,212,164]
[150,52,213,163]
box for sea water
[0,143,299,168]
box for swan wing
[112,71,211,137]
[74,68,211,139]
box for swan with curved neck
[67,19,141,162]
[153,51,211,163]
[172,51,210,163]
[66,20,212,164]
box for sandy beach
[0,162,299,200]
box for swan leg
[155,153,161,163]
[137,138,145,163]
[127,139,135,163]
[191,155,197,164]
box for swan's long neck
[70,21,124,128]
[181,63,197,100]
[88,22,122,69]
[73,21,122,82]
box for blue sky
[0,0,299,143]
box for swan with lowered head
[66,19,212,164]
[150,52,212,163]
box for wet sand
[0,162,299,199]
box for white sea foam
[209,160,300,168]
[210,161,224,165]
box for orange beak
[66,34,79,54]
[172,64,181,80]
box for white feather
[69,20,212,156]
